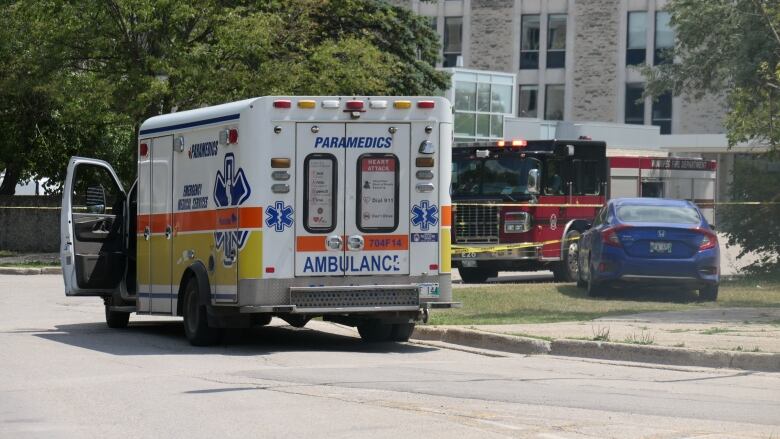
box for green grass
[431,278,780,326]
[701,327,736,335]
[0,250,17,257]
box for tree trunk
[0,163,20,195]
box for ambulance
[60,96,457,345]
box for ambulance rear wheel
[357,320,394,342]
[105,306,130,329]
[391,323,416,342]
[459,267,495,284]
[183,277,222,346]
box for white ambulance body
[60,96,456,345]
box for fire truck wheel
[553,230,581,283]
[391,323,416,342]
[358,320,394,342]
[458,267,496,284]
[105,305,130,329]
[183,277,222,346]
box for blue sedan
[577,198,720,300]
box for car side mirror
[527,168,540,195]
[708,223,716,231]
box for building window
[547,14,567,69]
[545,85,564,120]
[443,17,463,67]
[652,91,672,134]
[625,83,645,125]
[654,11,674,65]
[627,11,647,66]
[452,71,515,142]
[518,85,538,118]
[520,15,540,69]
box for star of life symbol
[265,201,294,232]
[411,200,438,231]
[213,153,251,266]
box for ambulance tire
[357,320,394,343]
[391,323,416,342]
[183,277,222,346]
[459,267,495,284]
[105,306,130,329]
[553,230,581,283]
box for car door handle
[164,225,172,240]
[326,235,343,251]
[143,226,150,241]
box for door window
[356,154,399,233]
[303,154,337,233]
[73,165,123,215]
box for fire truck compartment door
[60,157,127,296]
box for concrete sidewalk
[464,308,780,353]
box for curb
[413,326,550,355]
[412,326,780,372]
[0,266,62,275]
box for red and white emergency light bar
[271,99,437,110]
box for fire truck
[450,139,716,283]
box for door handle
[347,235,364,251]
[143,226,150,241]
[165,225,172,240]
[326,235,343,251]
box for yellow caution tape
[451,236,580,255]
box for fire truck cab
[450,139,716,283]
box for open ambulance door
[61,157,127,296]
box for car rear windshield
[616,204,701,224]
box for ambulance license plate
[417,283,440,299]
[461,260,477,267]
[650,241,672,253]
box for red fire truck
[450,139,716,283]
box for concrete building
[390,0,727,137]
[390,0,780,204]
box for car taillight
[697,229,718,251]
[602,225,629,247]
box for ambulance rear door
[294,122,411,277]
[344,123,410,276]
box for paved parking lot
[1,275,779,438]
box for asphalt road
[1,275,779,438]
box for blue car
[577,198,720,300]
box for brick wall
[469,0,515,71]
[571,0,620,122]
[0,196,60,252]
[678,92,728,134]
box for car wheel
[357,320,394,342]
[576,261,587,288]
[458,267,495,284]
[182,277,222,346]
[586,259,604,297]
[553,230,581,283]
[698,284,719,301]
[105,304,130,329]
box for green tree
[644,0,780,273]
[643,0,780,149]
[0,0,448,193]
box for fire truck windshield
[452,154,542,199]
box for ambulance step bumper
[290,285,419,310]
